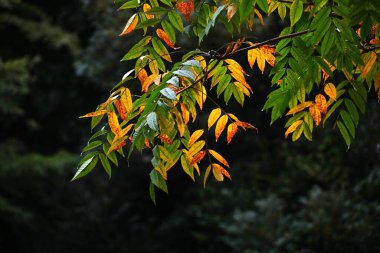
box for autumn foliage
[75,0,380,202]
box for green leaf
[337,120,351,148]
[82,140,102,152]
[149,182,156,205]
[71,156,98,181]
[145,6,168,15]
[324,99,343,124]
[160,87,177,100]
[344,98,359,127]
[135,18,161,29]
[99,153,112,178]
[162,20,176,44]
[256,0,268,13]
[150,169,168,193]
[290,0,303,27]
[239,0,255,23]
[181,155,194,181]
[118,0,140,10]
[147,112,158,131]
[340,110,355,138]
[152,37,171,62]
[168,11,184,32]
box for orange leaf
[108,112,121,137]
[255,8,265,27]
[227,123,238,144]
[114,100,127,121]
[215,115,228,142]
[142,74,157,92]
[190,150,206,165]
[315,94,327,115]
[158,134,173,144]
[107,140,126,154]
[324,83,337,101]
[285,120,303,138]
[176,0,194,22]
[322,60,336,81]
[235,121,258,131]
[119,13,138,36]
[137,69,148,86]
[309,104,321,126]
[286,101,313,115]
[208,108,221,129]
[212,163,231,180]
[79,110,110,118]
[188,129,204,147]
[208,150,230,168]
[156,28,175,49]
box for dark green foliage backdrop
[1,0,379,252]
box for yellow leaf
[257,48,266,73]
[119,13,138,36]
[248,47,259,68]
[180,103,190,124]
[187,140,205,157]
[208,108,222,129]
[108,112,121,137]
[285,120,303,138]
[119,124,134,138]
[158,146,173,163]
[208,150,230,168]
[143,3,154,19]
[212,163,231,180]
[107,139,126,155]
[324,83,337,101]
[188,129,204,147]
[121,88,133,114]
[142,74,157,92]
[180,154,194,181]
[315,94,327,115]
[212,166,224,181]
[227,123,238,144]
[309,104,321,126]
[286,101,313,115]
[194,55,206,69]
[361,52,377,78]
[79,110,110,118]
[225,59,246,74]
[173,109,185,137]
[215,115,228,142]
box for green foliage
[76,0,380,196]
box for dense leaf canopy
[76,0,380,202]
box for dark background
[1,1,380,252]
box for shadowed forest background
[1,0,380,252]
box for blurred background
[1,0,380,252]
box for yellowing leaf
[188,129,204,147]
[286,101,313,115]
[156,28,175,49]
[187,140,205,157]
[143,3,154,19]
[208,108,222,129]
[227,123,238,144]
[158,146,173,163]
[179,103,190,124]
[215,115,228,142]
[324,83,337,101]
[212,163,231,180]
[121,88,133,114]
[208,150,230,168]
[108,112,121,137]
[227,5,237,21]
[119,124,134,138]
[315,94,327,115]
[212,165,224,181]
[176,0,194,22]
[119,13,138,36]
[108,139,126,154]
[309,104,321,126]
[190,150,206,165]
[285,120,303,138]
[79,110,110,118]
[361,52,377,78]
[174,109,185,137]
[142,74,157,92]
